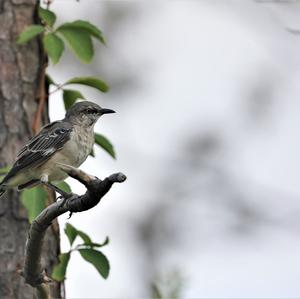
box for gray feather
[2,121,73,184]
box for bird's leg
[42,182,69,198]
[40,173,73,208]
[43,182,75,208]
[40,174,70,200]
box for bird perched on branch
[0,101,115,198]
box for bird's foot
[57,192,76,209]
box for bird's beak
[100,108,116,115]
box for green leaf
[86,237,109,248]
[54,181,72,193]
[0,166,10,182]
[57,27,93,63]
[21,186,47,223]
[94,133,116,159]
[17,25,45,44]
[0,165,11,176]
[64,20,105,44]
[52,252,71,281]
[63,89,84,110]
[43,33,64,64]
[38,7,56,27]
[66,76,109,93]
[64,223,78,246]
[64,223,93,246]
[77,230,92,245]
[79,249,110,279]
[72,20,105,44]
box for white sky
[48,1,300,298]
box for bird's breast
[65,126,94,167]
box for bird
[0,101,115,198]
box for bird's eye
[86,108,96,114]
[86,108,97,114]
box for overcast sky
[48,1,300,298]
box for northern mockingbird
[0,101,115,198]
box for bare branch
[21,166,126,298]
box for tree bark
[0,0,62,298]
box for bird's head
[65,101,115,127]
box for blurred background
[48,0,300,298]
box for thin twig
[21,166,126,299]
[48,83,66,95]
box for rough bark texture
[0,0,62,298]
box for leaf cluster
[18,7,105,64]
[53,223,110,281]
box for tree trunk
[0,0,62,298]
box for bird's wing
[3,121,73,183]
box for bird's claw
[57,192,75,208]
